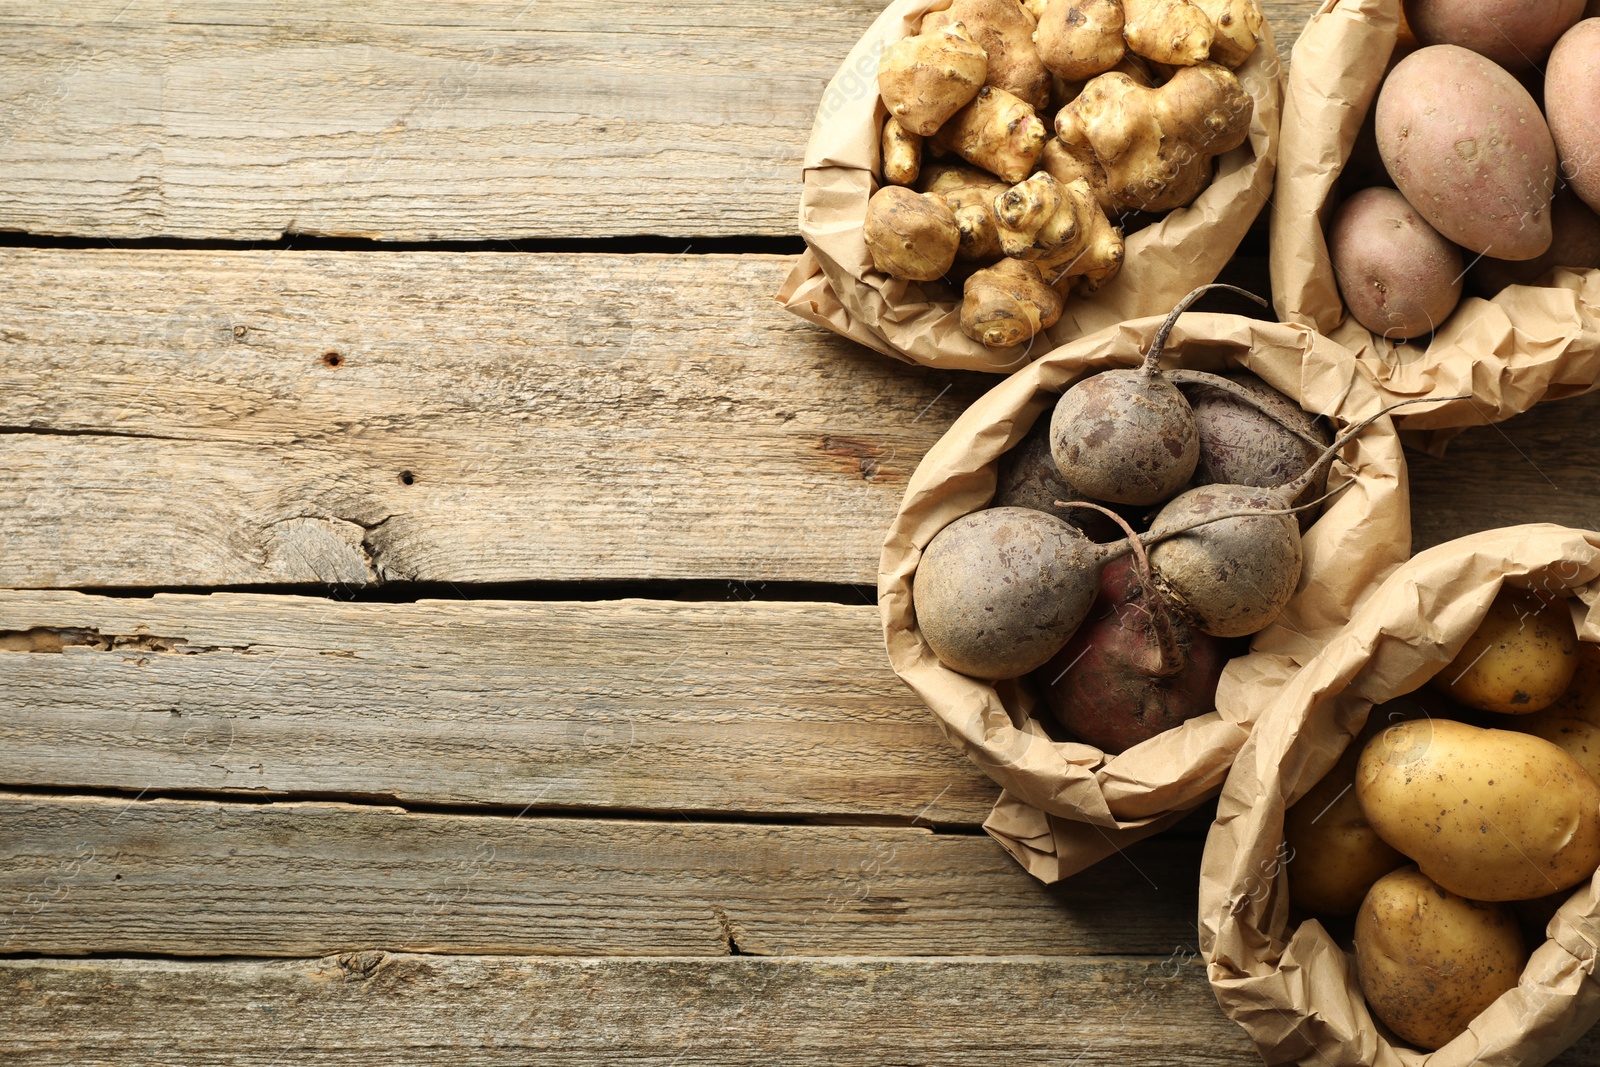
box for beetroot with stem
[915,396,1455,679]
[1144,394,1459,638]
[1049,284,1269,506]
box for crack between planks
[0,425,191,443]
[0,784,991,834]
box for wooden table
[4,2,1600,1062]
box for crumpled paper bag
[777,0,1283,373]
[880,313,1411,882]
[1202,525,1600,1065]
[1271,0,1600,449]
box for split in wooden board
[0,248,987,588]
[0,590,999,824]
[0,0,1312,241]
[0,794,1202,958]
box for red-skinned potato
[1469,185,1600,297]
[1329,187,1463,340]
[1547,19,1600,215]
[1376,45,1557,261]
[1405,0,1586,69]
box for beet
[1037,555,1227,753]
[1180,371,1332,531]
[1049,285,1268,506]
[913,507,1111,680]
[995,413,1133,542]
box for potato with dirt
[1329,187,1464,340]
[1546,18,1600,214]
[1355,866,1525,1050]
[1285,737,1406,916]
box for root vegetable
[1329,187,1465,341]
[923,0,1053,111]
[1406,0,1586,70]
[1048,287,1217,505]
[1122,0,1215,66]
[1040,134,1117,214]
[1060,62,1252,213]
[1039,554,1228,753]
[1036,180,1124,290]
[863,186,960,281]
[1178,370,1331,531]
[921,163,1009,260]
[1546,19,1600,215]
[1192,0,1262,68]
[1469,185,1600,297]
[960,257,1065,346]
[932,85,1050,184]
[881,118,923,186]
[878,20,989,137]
[994,172,1079,257]
[914,506,1107,678]
[1033,0,1126,81]
[994,414,1128,541]
[1376,45,1557,261]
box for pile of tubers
[1328,8,1600,340]
[907,286,1412,754]
[1285,587,1600,1051]
[866,0,1263,349]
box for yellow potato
[1541,640,1600,725]
[1357,718,1600,900]
[1356,866,1524,1051]
[1517,714,1600,786]
[1285,745,1406,916]
[1429,589,1578,714]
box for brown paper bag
[1202,526,1600,1065]
[880,314,1411,882]
[1271,0,1600,446]
[776,0,1283,373]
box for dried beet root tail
[1140,283,1269,380]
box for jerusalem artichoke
[863,186,961,280]
[922,0,1052,111]
[931,86,1049,183]
[878,21,989,137]
[960,258,1065,346]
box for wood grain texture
[0,954,1263,1066]
[0,590,999,823]
[0,1,1314,241]
[1410,390,1600,552]
[0,795,1203,957]
[0,248,988,588]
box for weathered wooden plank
[0,249,987,587]
[0,953,1263,1066]
[0,590,999,823]
[0,795,1203,957]
[1410,390,1600,552]
[0,1,1313,241]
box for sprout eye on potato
[865,0,1267,348]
